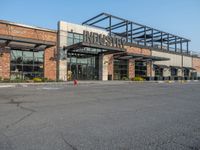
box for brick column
[107,54,114,80]
[0,49,10,79]
[146,61,152,77]
[129,59,135,79]
[44,46,57,80]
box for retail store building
[1,13,200,81]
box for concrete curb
[0,80,199,88]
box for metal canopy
[82,13,190,54]
[153,64,170,69]
[170,66,182,69]
[183,67,195,70]
[63,42,125,55]
[114,52,169,61]
[0,35,56,51]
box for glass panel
[67,38,73,46]
[171,68,177,76]
[114,59,128,80]
[67,32,83,46]
[135,61,147,77]
[10,50,44,80]
[34,51,43,58]
[67,52,98,80]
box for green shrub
[1,78,10,83]
[57,79,64,82]
[47,79,56,82]
[122,77,129,80]
[33,77,42,82]
[0,76,2,81]
[41,77,48,82]
[131,77,144,81]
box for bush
[33,77,42,82]
[2,78,10,83]
[41,78,48,82]
[131,77,144,81]
[10,77,24,83]
[122,77,129,80]
[0,76,2,81]
[47,79,56,82]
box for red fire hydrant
[73,79,78,86]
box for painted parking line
[36,87,62,90]
[0,85,16,88]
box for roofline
[0,20,57,33]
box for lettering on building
[83,30,126,49]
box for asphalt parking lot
[0,82,200,150]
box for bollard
[73,80,78,86]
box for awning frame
[114,52,170,61]
[63,42,126,55]
[0,35,56,51]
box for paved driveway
[0,82,200,150]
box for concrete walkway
[0,80,199,88]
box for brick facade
[0,21,57,80]
[0,23,56,42]
[125,45,152,78]
[0,49,10,79]
[192,57,200,73]
[44,46,57,80]
[146,62,152,77]
[125,46,151,56]
[128,59,135,79]
[107,54,114,80]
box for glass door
[67,53,99,80]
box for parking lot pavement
[0,82,200,150]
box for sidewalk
[0,80,199,88]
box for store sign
[83,30,126,49]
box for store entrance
[67,53,99,80]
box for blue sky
[1,0,200,52]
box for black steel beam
[105,21,126,30]
[126,21,129,42]
[119,26,145,35]
[132,28,152,36]
[161,32,163,49]
[144,27,146,46]
[109,23,127,31]
[175,37,177,52]
[131,23,133,43]
[167,34,169,51]
[151,29,154,47]
[109,16,112,36]
[168,39,189,45]
[180,39,182,53]
[82,12,191,52]
[82,13,104,25]
[88,16,109,25]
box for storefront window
[114,59,128,80]
[67,32,83,46]
[67,53,99,80]
[135,61,147,77]
[184,69,189,77]
[155,68,163,77]
[10,50,44,80]
[171,68,177,76]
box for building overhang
[183,67,195,70]
[114,52,169,61]
[63,42,125,55]
[170,66,182,69]
[153,64,170,69]
[0,35,56,51]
